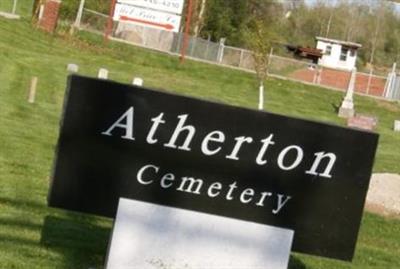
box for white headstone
[339,68,356,118]
[67,63,79,73]
[132,77,143,86]
[105,198,294,269]
[98,68,109,79]
[394,120,400,132]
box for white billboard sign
[117,0,184,15]
[114,3,181,32]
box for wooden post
[180,0,193,64]
[28,77,38,103]
[104,0,117,43]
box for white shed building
[316,37,362,71]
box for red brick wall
[38,0,61,33]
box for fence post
[72,0,85,31]
[217,38,225,63]
[142,27,147,46]
[316,67,322,85]
[312,65,318,84]
[266,47,274,75]
[383,62,397,98]
[239,49,244,68]
[203,35,210,60]
[190,37,196,57]
[366,68,373,95]
[175,32,183,54]
[12,0,18,14]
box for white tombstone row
[67,65,144,86]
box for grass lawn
[0,15,400,269]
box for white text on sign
[117,0,185,15]
[114,3,182,32]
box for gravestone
[394,120,400,132]
[105,198,294,269]
[67,63,79,73]
[132,77,143,86]
[98,68,108,79]
[347,115,378,131]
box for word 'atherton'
[101,107,337,179]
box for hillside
[0,16,400,269]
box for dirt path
[366,173,400,217]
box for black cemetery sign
[49,75,378,261]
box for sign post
[180,0,193,63]
[104,0,117,42]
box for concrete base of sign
[394,120,400,132]
[105,198,294,269]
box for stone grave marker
[347,114,378,131]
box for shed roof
[316,37,362,49]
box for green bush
[59,0,110,21]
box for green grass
[0,16,400,268]
[0,0,33,17]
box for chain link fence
[78,8,391,100]
[384,68,400,101]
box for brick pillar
[38,0,61,33]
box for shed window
[340,47,348,61]
[325,45,332,55]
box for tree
[193,0,207,37]
[200,0,249,46]
[243,2,282,110]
